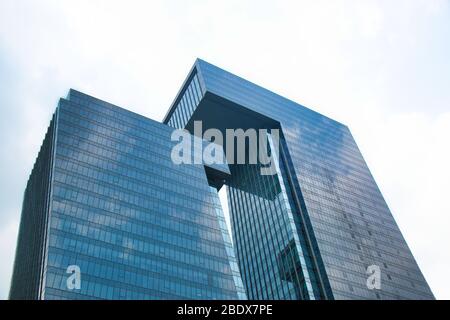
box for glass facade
[166,71,204,130]
[10,89,246,300]
[11,59,434,300]
[9,114,57,300]
[163,59,435,300]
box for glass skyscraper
[10,59,434,300]
[163,59,434,300]
[9,89,246,300]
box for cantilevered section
[164,59,434,300]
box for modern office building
[163,59,434,300]
[9,89,246,300]
[10,59,434,300]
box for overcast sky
[1,0,449,300]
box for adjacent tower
[10,89,246,300]
[163,59,434,300]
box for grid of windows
[167,72,204,129]
[228,162,311,299]
[12,89,246,300]
[9,115,57,300]
[208,186,247,300]
[163,59,434,300]
[223,134,329,300]
[12,59,434,300]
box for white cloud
[352,107,450,299]
[0,218,19,300]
